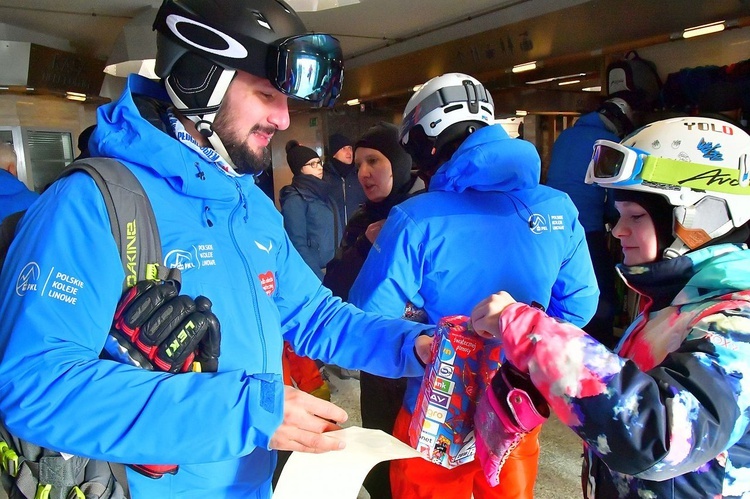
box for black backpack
[0,158,166,499]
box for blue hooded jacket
[0,75,429,498]
[349,124,599,411]
[545,111,619,233]
[0,169,39,222]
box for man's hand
[364,220,385,243]
[414,334,433,364]
[470,291,517,339]
[269,386,348,453]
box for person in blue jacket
[0,1,433,498]
[349,73,598,499]
[545,96,636,348]
[0,142,38,222]
[280,140,340,280]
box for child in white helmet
[472,116,750,498]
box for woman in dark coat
[280,140,340,280]
[324,122,422,499]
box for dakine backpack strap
[61,158,173,291]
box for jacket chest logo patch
[259,271,276,296]
[164,244,217,272]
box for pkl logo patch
[528,214,548,234]
[164,249,198,271]
[15,262,40,296]
[428,392,451,409]
[258,271,275,296]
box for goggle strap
[641,156,750,195]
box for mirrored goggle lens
[271,34,343,108]
[592,144,627,179]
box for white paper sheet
[273,426,422,499]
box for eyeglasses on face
[303,159,323,169]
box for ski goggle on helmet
[154,0,343,108]
[585,116,750,253]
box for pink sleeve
[498,303,625,427]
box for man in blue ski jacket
[349,73,598,499]
[0,1,432,498]
[545,96,636,348]
[0,142,38,222]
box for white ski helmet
[586,116,750,257]
[399,73,494,172]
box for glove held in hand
[474,363,549,487]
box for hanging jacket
[545,111,619,233]
[349,124,599,412]
[322,158,366,230]
[0,74,430,499]
[0,169,39,222]
[279,174,340,280]
[497,243,750,498]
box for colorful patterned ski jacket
[0,75,429,498]
[349,124,599,412]
[497,243,750,498]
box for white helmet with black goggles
[586,116,750,256]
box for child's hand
[471,291,517,339]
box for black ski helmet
[152,0,343,169]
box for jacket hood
[0,170,30,196]
[88,74,239,202]
[429,124,540,193]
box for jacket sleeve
[348,206,424,319]
[0,173,284,465]
[498,301,750,480]
[281,191,323,279]
[546,211,599,327]
[273,225,430,379]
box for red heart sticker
[258,271,275,296]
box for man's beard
[212,111,273,175]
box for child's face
[612,201,659,265]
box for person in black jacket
[324,122,422,499]
[323,132,366,236]
[280,140,341,280]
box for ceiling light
[558,80,581,86]
[66,92,87,102]
[681,20,725,39]
[582,86,602,92]
[526,72,587,85]
[412,84,424,92]
[516,110,528,116]
[286,0,360,12]
[512,61,537,73]
[346,99,361,106]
